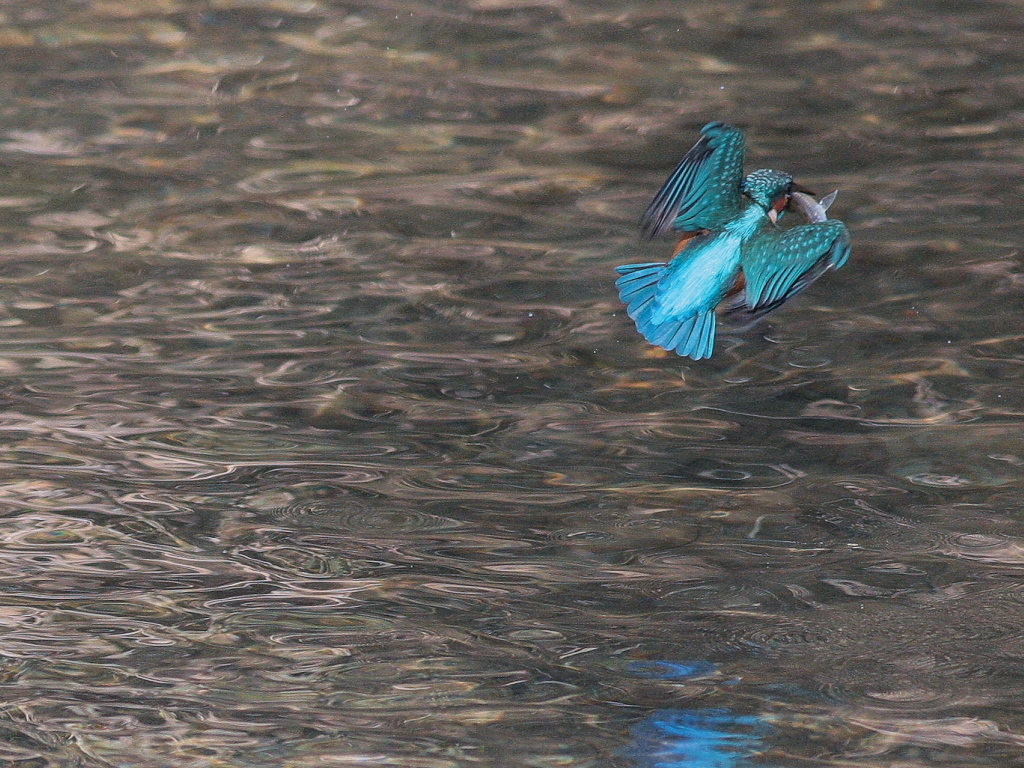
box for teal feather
[741,221,851,311]
[617,232,743,360]
[640,122,746,238]
[615,262,667,320]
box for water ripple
[3,1,1024,766]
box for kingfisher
[615,121,851,360]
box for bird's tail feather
[616,261,717,360]
[637,310,716,359]
[615,262,667,320]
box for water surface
[1,1,1024,766]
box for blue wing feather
[640,122,746,238]
[741,221,850,312]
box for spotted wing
[640,122,746,239]
[740,221,851,312]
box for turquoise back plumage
[640,122,746,238]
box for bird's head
[741,169,814,224]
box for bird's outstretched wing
[640,122,746,239]
[739,220,851,314]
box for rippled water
[1,0,1024,765]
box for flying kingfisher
[615,121,851,360]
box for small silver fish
[790,190,838,223]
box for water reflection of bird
[625,708,773,768]
[616,122,851,360]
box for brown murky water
[1,1,1023,765]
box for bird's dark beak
[789,181,816,196]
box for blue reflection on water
[627,660,719,680]
[625,709,773,768]
[624,661,773,768]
